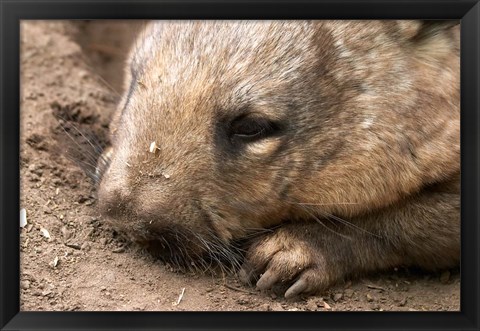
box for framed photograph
[1,0,479,330]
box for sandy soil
[19,20,460,312]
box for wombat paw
[238,229,332,299]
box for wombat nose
[97,178,132,218]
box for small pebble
[306,298,321,311]
[61,226,72,241]
[344,289,354,298]
[99,238,107,246]
[78,70,89,79]
[40,228,50,239]
[399,297,407,307]
[51,256,59,268]
[77,215,94,225]
[235,296,250,305]
[271,302,285,311]
[83,228,95,239]
[42,290,53,297]
[65,243,81,250]
[29,173,41,182]
[333,293,343,302]
[20,280,31,290]
[366,294,375,302]
[112,247,125,253]
[260,303,271,311]
[81,242,91,251]
[28,163,43,176]
[77,195,89,203]
[370,303,381,310]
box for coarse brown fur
[96,20,460,298]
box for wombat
[96,20,460,298]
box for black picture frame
[1,0,479,330]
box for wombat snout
[98,172,170,225]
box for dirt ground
[19,20,460,312]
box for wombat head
[97,21,459,267]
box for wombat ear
[411,20,459,42]
[398,20,459,62]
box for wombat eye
[230,116,277,142]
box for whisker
[78,53,122,98]
[57,121,101,162]
[290,201,383,239]
[318,209,383,239]
[295,202,359,206]
[299,204,353,240]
